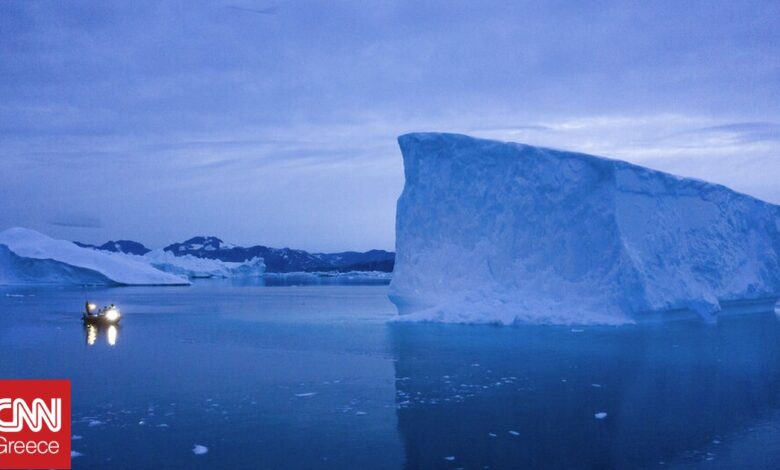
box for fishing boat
[82,302,122,325]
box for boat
[82,302,122,325]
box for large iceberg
[0,227,189,286]
[389,133,780,324]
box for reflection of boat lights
[84,324,119,346]
[86,325,97,346]
[107,325,118,346]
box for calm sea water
[1,282,779,469]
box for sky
[1,0,779,251]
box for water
[1,283,780,469]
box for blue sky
[1,0,778,251]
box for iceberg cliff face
[389,133,780,324]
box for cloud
[225,4,278,15]
[48,215,103,229]
[1,1,778,249]
[684,122,780,144]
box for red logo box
[0,380,71,469]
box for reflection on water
[84,324,119,347]
[2,285,779,468]
[107,325,117,346]
[390,314,780,469]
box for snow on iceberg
[142,249,265,279]
[0,227,189,286]
[389,133,780,324]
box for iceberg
[0,244,114,285]
[261,270,392,285]
[141,249,266,279]
[0,227,189,286]
[389,133,780,324]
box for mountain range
[75,236,394,273]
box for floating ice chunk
[355,411,368,415]
[88,419,104,427]
[594,412,608,419]
[192,445,209,455]
[72,435,82,440]
[71,451,83,458]
[591,384,602,388]
[488,433,497,438]
[157,423,169,428]
[508,430,520,436]
[294,392,317,397]
[444,456,456,461]
[138,420,146,425]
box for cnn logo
[0,380,70,469]
[0,398,62,433]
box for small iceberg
[594,412,608,419]
[192,444,209,455]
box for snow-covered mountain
[0,228,188,286]
[390,133,780,325]
[73,235,393,273]
[163,236,234,252]
[164,236,394,273]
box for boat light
[104,308,120,322]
